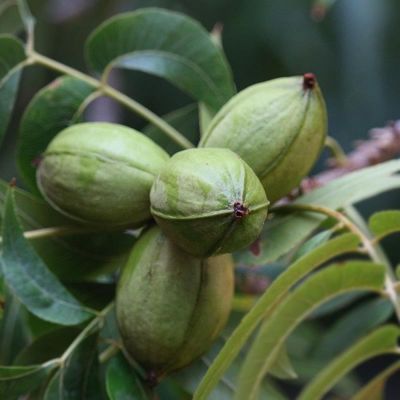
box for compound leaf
[85,8,235,112]
[193,233,360,400]
[313,298,393,360]
[299,325,400,400]
[43,334,100,400]
[235,261,386,400]
[0,180,134,282]
[0,361,57,400]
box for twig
[27,52,194,150]
[0,226,97,245]
[59,302,114,365]
[99,342,121,363]
[299,121,400,194]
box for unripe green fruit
[150,148,269,257]
[116,226,234,378]
[37,122,169,228]
[200,74,328,203]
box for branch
[27,52,194,150]
[299,120,400,194]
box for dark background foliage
[1,1,400,397]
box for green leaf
[292,229,333,261]
[298,325,400,400]
[0,288,30,364]
[269,344,297,380]
[156,379,192,400]
[193,233,360,400]
[313,298,393,360]
[0,3,24,34]
[17,76,95,193]
[286,323,360,397]
[0,35,25,147]
[106,354,148,400]
[0,361,57,400]
[235,261,386,400]
[352,360,400,400]
[0,180,134,282]
[1,188,94,325]
[85,8,235,112]
[199,102,215,136]
[310,292,364,318]
[43,333,101,400]
[143,104,199,155]
[0,179,72,230]
[176,334,287,400]
[238,160,400,265]
[15,327,79,365]
[175,356,234,400]
[369,210,400,240]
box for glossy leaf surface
[0,35,25,147]
[85,8,235,112]
[17,76,95,193]
[1,189,94,325]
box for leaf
[0,287,30,365]
[15,327,79,365]
[238,160,400,265]
[0,3,24,34]
[199,102,215,136]
[0,361,57,400]
[156,379,192,400]
[175,356,234,400]
[43,333,101,400]
[235,261,386,400]
[17,75,95,193]
[193,233,360,400]
[352,360,400,400]
[0,180,135,281]
[310,292,365,318]
[285,323,360,397]
[106,354,148,400]
[143,103,199,155]
[1,188,94,325]
[292,229,333,261]
[269,344,297,380]
[176,334,287,400]
[0,179,72,230]
[313,298,393,360]
[0,35,25,147]
[298,325,400,400]
[85,8,235,112]
[369,210,400,240]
